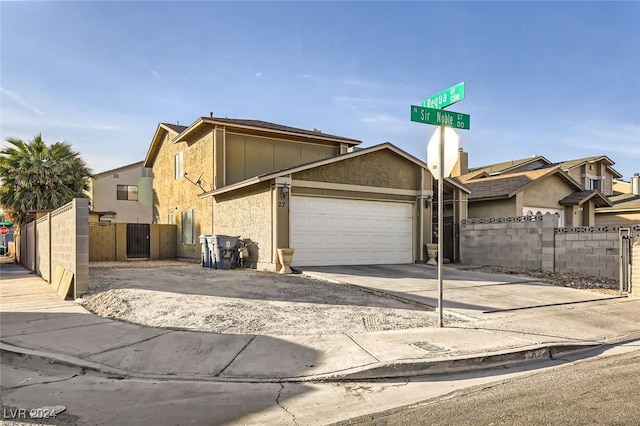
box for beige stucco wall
[293,150,422,190]
[91,164,153,223]
[212,182,273,269]
[153,129,213,259]
[468,198,516,219]
[523,176,575,208]
[224,132,338,185]
[595,212,640,226]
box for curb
[0,340,600,384]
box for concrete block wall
[461,216,639,280]
[632,236,640,298]
[50,198,89,298]
[460,214,557,270]
[35,214,51,282]
[554,230,619,278]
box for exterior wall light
[280,183,290,200]
[424,194,433,208]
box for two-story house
[88,161,154,223]
[144,115,469,269]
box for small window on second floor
[117,185,138,201]
[175,152,183,180]
[590,179,600,190]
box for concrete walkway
[2,257,640,382]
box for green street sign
[0,221,12,227]
[422,82,465,109]
[411,105,470,130]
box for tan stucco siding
[213,183,273,269]
[523,176,575,208]
[153,131,213,259]
[293,150,421,190]
[224,133,338,185]
[468,198,517,219]
[595,212,640,226]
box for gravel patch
[83,262,461,335]
[470,266,620,295]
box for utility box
[210,235,240,269]
[199,235,212,267]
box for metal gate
[126,223,150,259]
[443,216,459,263]
[619,228,632,294]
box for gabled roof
[557,155,623,178]
[174,117,361,146]
[143,122,189,167]
[199,142,470,198]
[91,161,145,178]
[161,123,188,134]
[455,166,583,201]
[558,190,612,207]
[467,155,552,176]
[595,193,640,213]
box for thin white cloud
[139,60,163,82]
[255,72,262,77]
[0,87,45,116]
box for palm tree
[0,134,92,225]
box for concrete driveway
[301,264,640,343]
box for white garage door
[290,196,414,266]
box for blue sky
[1,1,639,180]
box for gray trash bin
[211,235,240,269]
[199,235,212,267]
[205,236,216,269]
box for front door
[126,223,150,259]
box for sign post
[411,82,469,328]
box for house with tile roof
[144,115,469,268]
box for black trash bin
[211,235,240,269]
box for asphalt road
[337,347,640,426]
[2,345,639,425]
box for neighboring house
[88,161,154,223]
[595,173,640,226]
[557,156,622,196]
[144,116,469,268]
[453,151,611,227]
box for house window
[175,152,183,179]
[590,179,600,190]
[181,209,196,244]
[116,185,138,201]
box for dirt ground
[81,261,621,336]
[81,261,457,335]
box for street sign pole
[412,82,469,328]
[438,124,445,327]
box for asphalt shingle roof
[161,123,189,133]
[201,117,361,144]
[467,156,548,175]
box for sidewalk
[2,257,640,382]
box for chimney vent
[210,112,214,118]
[631,173,640,196]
